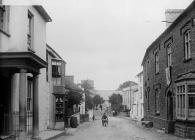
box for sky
[4,0,194,90]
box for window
[27,11,34,49]
[176,85,186,119]
[0,6,5,30]
[52,60,62,85]
[167,44,172,67]
[46,52,48,82]
[27,78,33,112]
[155,52,159,73]
[184,30,191,60]
[155,89,160,115]
[52,62,62,77]
[0,6,9,34]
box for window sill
[0,28,10,37]
[183,58,192,63]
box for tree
[118,81,137,90]
[67,90,83,108]
[93,94,104,108]
[109,93,123,112]
[81,81,95,110]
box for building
[0,5,51,140]
[120,82,137,115]
[46,44,66,129]
[129,84,138,119]
[142,1,195,138]
[122,87,131,111]
[136,71,144,121]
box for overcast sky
[5,0,194,90]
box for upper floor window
[0,6,9,35]
[52,61,62,78]
[167,44,172,67]
[0,6,5,30]
[52,60,63,85]
[184,30,191,60]
[155,52,159,73]
[27,11,34,49]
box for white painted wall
[0,6,48,131]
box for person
[101,113,108,127]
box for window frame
[184,30,191,60]
[27,10,34,51]
[155,88,160,115]
[155,52,159,74]
[167,43,172,67]
[52,59,63,86]
[0,6,10,36]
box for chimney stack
[165,9,183,27]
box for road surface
[52,117,191,140]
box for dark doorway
[0,75,11,136]
[167,91,173,120]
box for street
[52,116,190,140]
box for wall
[0,6,48,131]
[143,3,195,130]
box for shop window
[176,83,195,120]
[55,96,64,122]
[189,95,195,109]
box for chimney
[165,9,183,27]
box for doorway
[167,91,173,120]
[0,75,11,136]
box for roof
[175,72,195,83]
[46,44,66,63]
[33,6,52,22]
[141,1,195,65]
[136,71,143,76]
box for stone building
[132,71,144,121]
[46,44,66,129]
[0,5,51,140]
[142,1,195,138]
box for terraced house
[142,1,195,138]
[0,5,51,140]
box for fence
[0,111,33,140]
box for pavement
[39,129,65,140]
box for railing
[0,111,33,140]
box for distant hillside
[94,90,117,100]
